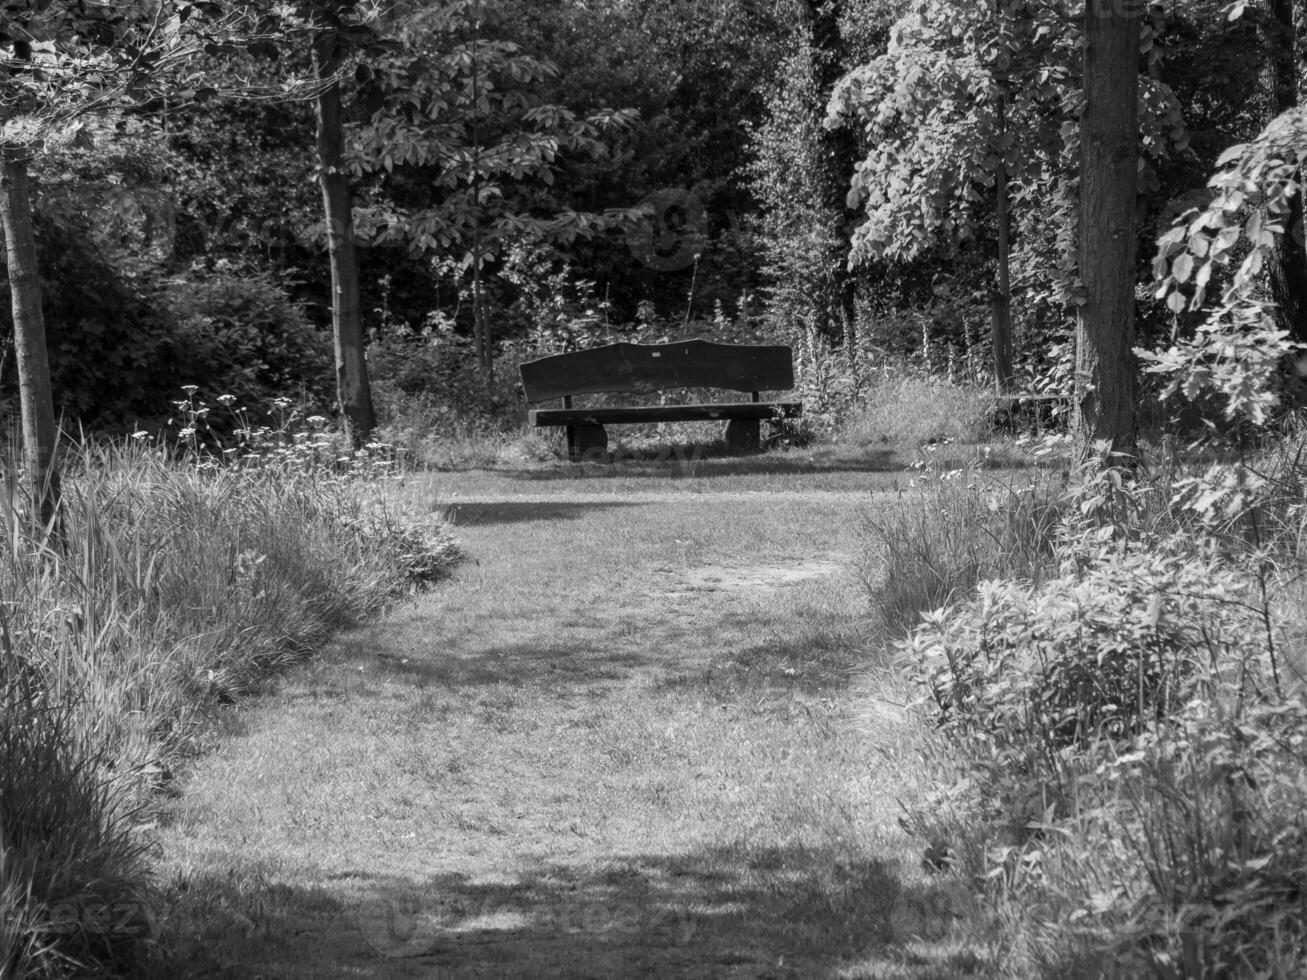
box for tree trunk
[471,217,493,389]
[992,84,1015,391]
[312,31,376,448]
[808,0,861,344]
[1074,0,1140,462]
[1266,0,1307,345]
[0,147,60,534]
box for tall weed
[843,371,997,448]
[858,464,1062,634]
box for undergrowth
[864,433,1307,978]
[0,397,459,979]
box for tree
[345,0,638,385]
[310,8,376,445]
[0,1,231,529]
[0,142,58,531]
[1074,0,1141,460]
[825,0,1186,391]
[1263,0,1307,345]
[826,0,1078,389]
[750,1,889,345]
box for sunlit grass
[146,483,1006,978]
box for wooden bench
[519,340,803,462]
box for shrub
[0,214,178,431]
[903,541,1256,751]
[885,447,1307,978]
[160,272,334,416]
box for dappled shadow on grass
[331,593,868,699]
[153,845,965,979]
[444,499,642,526]
[653,629,868,701]
[458,445,1063,487]
[495,446,900,482]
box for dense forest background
[0,0,1284,440]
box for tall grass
[841,372,997,449]
[0,438,457,978]
[857,465,1063,634]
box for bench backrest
[519,340,794,403]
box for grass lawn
[149,449,1009,979]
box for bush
[0,215,178,431]
[903,542,1255,750]
[161,272,334,416]
[884,447,1307,978]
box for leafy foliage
[1153,106,1307,315]
[160,272,333,417]
[1144,105,1307,426]
[0,212,176,429]
[827,0,1185,302]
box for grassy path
[153,464,972,979]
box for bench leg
[724,418,760,453]
[566,423,608,463]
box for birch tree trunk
[0,146,60,532]
[1074,0,1140,461]
[313,30,376,448]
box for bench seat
[529,401,802,427]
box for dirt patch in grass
[148,471,1005,979]
[660,557,845,596]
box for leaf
[1172,253,1194,283]
[1245,210,1263,243]
[1216,142,1247,167]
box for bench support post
[567,423,608,463]
[724,418,760,453]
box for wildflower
[130,430,149,441]
[217,394,237,406]
[181,384,199,396]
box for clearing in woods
[153,457,984,979]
